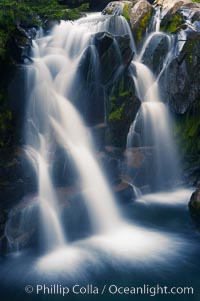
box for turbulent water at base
[127,8,180,191]
[22,13,136,251]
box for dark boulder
[141,32,170,74]
[189,188,200,227]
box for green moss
[123,3,130,22]
[108,75,134,123]
[160,12,184,34]
[134,9,152,44]
[109,104,125,121]
[173,102,200,169]
[0,1,89,61]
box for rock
[106,71,141,147]
[160,11,184,34]
[7,26,36,64]
[155,0,200,12]
[141,32,170,74]
[189,188,200,227]
[155,0,200,33]
[130,0,153,46]
[114,181,135,203]
[102,1,132,20]
[160,31,200,114]
[96,31,133,84]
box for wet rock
[155,0,200,33]
[8,26,37,64]
[160,31,200,114]
[114,181,135,203]
[96,32,133,84]
[130,0,153,46]
[102,1,132,19]
[141,33,170,74]
[106,72,141,147]
[155,0,200,12]
[160,11,184,34]
[80,31,133,85]
[189,188,200,227]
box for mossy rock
[160,11,184,33]
[173,101,200,182]
[130,0,153,46]
[102,1,132,18]
[106,72,141,147]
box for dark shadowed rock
[106,71,141,147]
[189,188,200,227]
[114,181,135,203]
[160,31,200,114]
[141,32,170,74]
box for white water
[126,8,180,191]
[23,13,136,251]
[1,10,198,292]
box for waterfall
[22,13,135,251]
[126,8,180,191]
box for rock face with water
[130,0,153,45]
[141,33,169,74]
[160,34,200,114]
[102,1,132,16]
[107,72,141,147]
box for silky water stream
[0,11,200,301]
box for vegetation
[174,102,200,171]
[160,12,184,34]
[133,8,153,45]
[0,0,88,61]
[123,3,131,22]
[0,0,89,150]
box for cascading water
[127,8,180,191]
[2,8,200,300]
[23,13,135,251]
